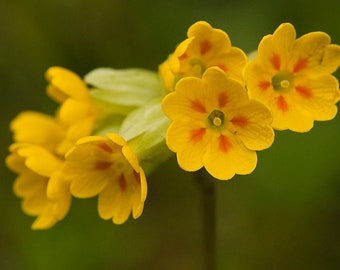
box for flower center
[207,109,226,130]
[112,153,129,173]
[272,71,294,93]
[189,58,206,77]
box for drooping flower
[62,133,147,224]
[162,67,274,180]
[159,21,247,91]
[6,67,98,229]
[244,23,340,132]
[46,66,100,155]
[6,143,71,229]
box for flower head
[6,67,100,229]
[162,67,274,180]
[45,66,99,155]
[62,133,147,224]
[6,143,71,229]
[160,21,247,91]
[244,23,340,132]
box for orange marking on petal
[231,116,248,127]
[293,58,308,73]
[270,54,281,70]
[295,86,312,98]
[215,64,228,72]
[95,161,112,170]
[190,100,206,113]
[258,81,271,91]
[190,128,206,143]
[218,93,228,108]
[200,40,212,55]
[97,142,113,153]
[219,135,231,153]
[179,53,188,60]
[119,175,127,191]
[133,171,141,185]
[276,96,289,112]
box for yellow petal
[159,58,176,91]
[162,77,207,122]
[203,134,257,180]
[15,145,62,177]
[187,21,231,49]
[45,66,88,103]
[31,208,57,230]
[57,98,95,126]
[64,159,110,198]
[166,121,210,172]
[321,44,340,73]
[47,171,70,200]
[271,94,314,132]
[10,111,64,150]
[21,187,49,216]
[291,31,332,74]
[6,151,26,173]
[293,75,339,120]
[52,195,71,220]
[202,67,249,110]
[228,100,274,150]
[257,23,296,71]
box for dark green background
[1,0,340,269]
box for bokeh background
[1,0,340,269]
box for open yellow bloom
[6,143,71,229]
[160,21,247,91]
[62,133,147,224]
[162,67,274,180]
[244,23,340,132]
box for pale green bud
[85,68,165,116]
[86,67,167,139]
[119,98,173,173]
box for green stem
[198,170,217,270]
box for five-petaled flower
[159,21,247,91]
[244,23,340,132]
[62,133,147,224]
[162,67,274,180]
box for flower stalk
[198,170,217,270]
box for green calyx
[272,71,294,93]
[207,109,226,130]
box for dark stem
[198,170,216,270]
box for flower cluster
[6,67,164,229]
[6,21,340,229]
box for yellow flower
[160,21,247,91]
[162,67,274,180]
[6,143,71,230]
[6,66,99,229]
[9,111,65,152]
[244,23,340,132]
[62,133,147,224]
[45,66,99,155]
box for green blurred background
[1,0,340,269]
